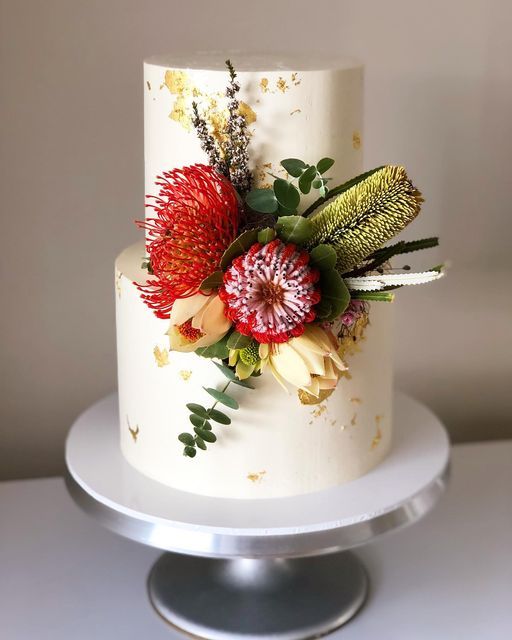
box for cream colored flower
[166,293,231,353]
[260,325,347,396]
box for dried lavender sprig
[191,101,228,176]
[224,59,252,197]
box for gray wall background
[1,0,510,480]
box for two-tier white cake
[115,53,393,499]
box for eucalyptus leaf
[246,188,279,214]
[257,227,276,244]
[275,215,313,244]
[189,414,209,429]
[203,387,239,409]
[231,378,254,389]
[281,158,307,177]
[208,408,231,425]
[309,244,338,271]
[298,165,317,194]
[220,229,259,270]
[195,437,207,450]
[184,446,196,458]
[178,433,195,446]
[186,403,209,419]
[319,270,350,320]
[194,427,217,443]
[312,178,323,189]
[213,361,237,380]
[316,157,335,174]
[226,331,253,350]
[274,179,300,211]
[199,271,224,291]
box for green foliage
[347,237,440,277]
[257,227,276,244]
[351,291,395,302]
[195,334,230,360]
[307,166,423,273]
[227,331,253,350]
[316,269,350,321]
[220,229,259,270]
[246,189,279,214]
[199,271,224,291]
[245,157,335,216]
[308,244,337,271]
[178,362,255,458]
[275,216,313,244]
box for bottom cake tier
[115,242,394,499]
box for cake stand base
[148,551,367,640]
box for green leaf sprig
[178,363,254,458]
[245,157,335,217]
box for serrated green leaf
[226,331,253,350]
[281,158,307,177]
[178,432,195,446]
[195,333,230,360]
[308,244,337,271]
[298,165,317,194]
[208,409,231,425]
[275,215,313,244]
[246,188,279,214]
[319,270,350,321]
[203,387,239,409]
[220,229,259,270]
[199,271,224,291]
[184,446,196,458]
[257,227,276,244]
[274,179,300,212]
[194,427,217,443]
[186,403,209,419]
[195,437,207,450]
[316,157,335,174]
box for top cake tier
[144,52,363,216]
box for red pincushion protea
[138,164,239,319]
[219,239,321,343]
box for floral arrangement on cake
[138,61,444,458]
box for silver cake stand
[65,392,449,640]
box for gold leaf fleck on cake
[259,77,270,93]
[311,402,328,418]
[298,388,334,405]
[291,72,301,86]
[239,101,257,125]
[290,108,301,116]
[169,94,192,130]
[351,413,358,427]
[350,397,362,404]
[371,415,383,449]
[127,417,139,443]
[179,369,192,381]
[146,80,151,91]
[247,470,266,483]
[164,70,191,95]
[339,370,353,380]
[153,346,170,367]
[276,77,289,93]
[115,270,122,298]
[352,131,362,150]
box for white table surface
[1,441,511,640]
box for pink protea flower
[219,239,321,343]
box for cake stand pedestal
[65,393,449,640]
